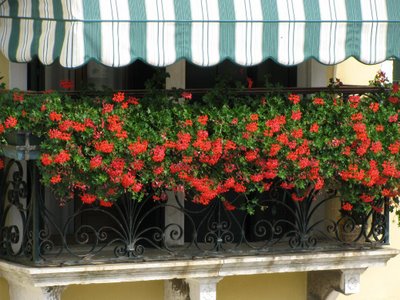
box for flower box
[0,73,398,223]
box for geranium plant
[0,74,399,221]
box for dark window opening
[394,59,400,83]
[186,59,297,89]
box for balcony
[0,86,398,300]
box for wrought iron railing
[0,87,391,266]
[0,158,389,267]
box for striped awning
[0,0,399,68]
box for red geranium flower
[310,123,319,133]
[60,80,73,89]
[369,102,379,112]
[152,146,166,162]
[342,202,353,211]
[348,95,360,108]
[246,122,258,132]
[198,115,208,125]
[181,92,192,100]
[393,82,399,93]
[313,98,324,105]
[99,200,113,207]
[90,155,103,169]
[54,150,71,164]
[49,111,62,122]
[50,174,62,184]
[13,92,24,102]
[288,94,300,104]
[95,140,115,153]
[291,110,302,121]
[112,92,125,103]
[41,154,53,166]
[389,114,398,123]
[4,116,17,128]
[81,193,96,204]
[389,96,399,104]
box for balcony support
[307,268,366,300]
[164,279,190,300]
[186,277,222,300]
[165,277,222,300]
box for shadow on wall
[0,277,9,300]
[62,281,164,300]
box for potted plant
[0,81,68,160]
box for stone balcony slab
[0,248,397,288]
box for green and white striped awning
[1,0,400,68]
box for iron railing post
[384,197,390,245]
[29,160,41,263]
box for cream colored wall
[0,53,9,88]
[335,57,381,85]
[335,58,400,300]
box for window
[186,60,297,89]
[28,59,160,91]
[394,59,400,83]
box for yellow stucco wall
[0,53,9,88]
[62,281,164,300]
[218,273,306,300]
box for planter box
[1,131,41,160]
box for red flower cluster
[30,83,398,217]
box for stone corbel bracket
[308,268,367,300]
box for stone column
[186,277,222,300]
[166,60,186,89]
[165,61,186,247]
[165,191,185,246]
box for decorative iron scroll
[0,159,389,266]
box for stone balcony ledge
[0,247,398,300]
[0,247,398,287]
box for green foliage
[0,73,399,218]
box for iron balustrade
[0,158,389,266]
[0,87,391,266]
